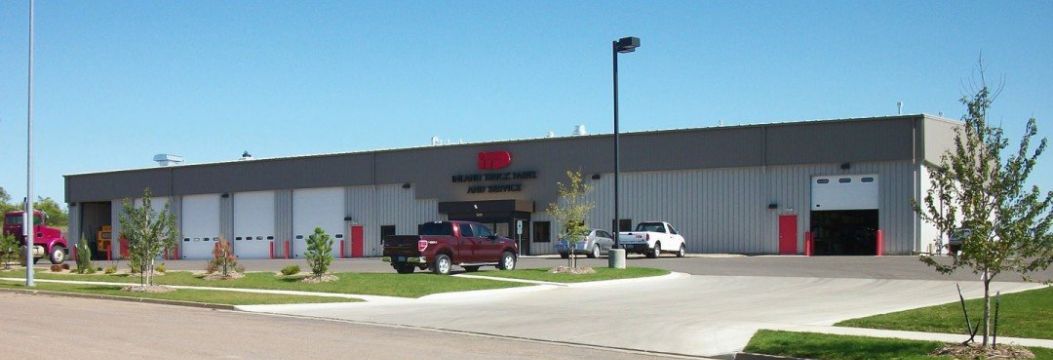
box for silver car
[555,229,616,259]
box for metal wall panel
[275,190,293,258]
[67,204,80,249]
[347,184,443,256]
[219,195,233,242]
[110,200,121,259]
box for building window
[839,178,851,183]
[612,219,632,232]
[380,225,396,242]
[861,177,875,183]
[817,179,830,184]
[532,222,551,243]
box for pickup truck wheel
[648,242,661,258]
[393,263,415,274]
[464,266,480,272]
[497,251,516,270]
[432,254,452,275]
[49,245,67,264]
[676,244,686,258]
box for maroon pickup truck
[383,220,519,275]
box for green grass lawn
[836,286,1053,340]
[0,280,357,305]
[744,330,1053,360]
[0,269,528,298]
[471,267,669,283]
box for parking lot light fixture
[612,36,639,250]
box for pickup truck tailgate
[383,235,422,257]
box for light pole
[25,0,36,287]
[612,36,639,250]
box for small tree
[0,232,18,270]
[918,80,1053,348]
[305,227,333,276]
[118,189,178,287]
[546,170,595,270]
[75,236,95,274]
[207,237,239,277]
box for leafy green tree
[33,197,67,227]
[305,227,333,276]
[545,170,595,270]
[918,82,1053,348]
[118,189,177,287]
[0,232,18,270]
[0,186,17,216]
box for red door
[778,215,798,255]
[350,225,364,257]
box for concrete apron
[236,275,1043,358]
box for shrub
[0,233,18,270]
[50,264,63,272]
[280,265,300,276]
[104,265,117,274]
[207,237,239,276]
[95,266,103,272]
[75,236,94,274]
[156,263,166,273]
[304,227,333,276]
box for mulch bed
[932,343,1035,359]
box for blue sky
[1,1,1051,204]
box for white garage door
[811,174,879,211]
[233,191,275,259]
[181,194,221,259]
[292,187,345,258]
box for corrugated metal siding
[347,184,443,256]
[170,196,182,242]
[68,204,80,247]
[110,200,121,259]
[530,160,917,255]
[219,195,233,241]
[275,190,293,258]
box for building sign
[455,151,535,194]
[477,151,512,170]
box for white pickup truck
[618,221,687,258]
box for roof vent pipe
[239,151,253,161]
[573,125,587,136]
[897,101,903,115]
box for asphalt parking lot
[106,254,1052,282]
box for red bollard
[804,231,813,257]
[284,241,291,259]
[269,241,275,259]
[876,229,884,256]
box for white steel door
[292,187,345,258]
[233,191,275,259]
[181,194,220,259]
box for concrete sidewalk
[0,277,402,303]
[767,324,1053,349]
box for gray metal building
[64,114,959,260]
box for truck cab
[3,210,69,264]
[618,221,687,258]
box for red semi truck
[2,210,69,264]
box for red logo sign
[478,151,512,170]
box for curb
[0,287,235,310]
[451,270,687,288]
[734,353,809,360]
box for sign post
[516,220,523,255]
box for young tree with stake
[546,170,595,270]
[918,78,1053,349]
[119,189,177,288]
